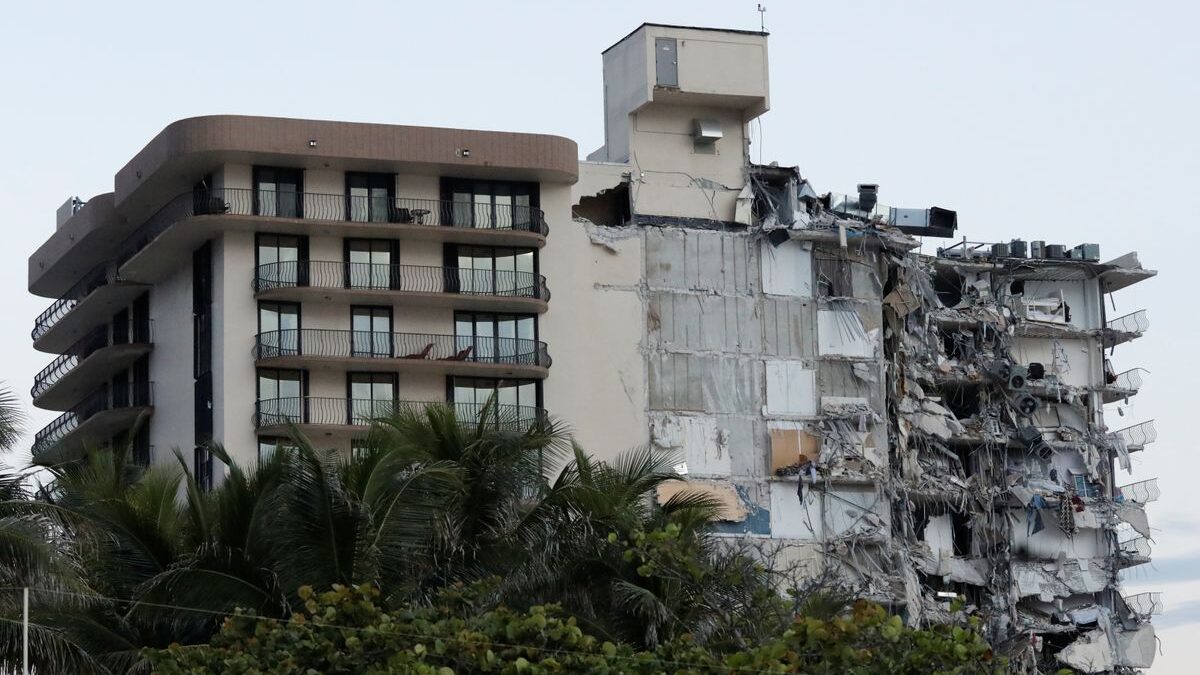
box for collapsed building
[570,23,1159,673]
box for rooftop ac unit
[692,119,723,143]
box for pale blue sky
[1,2,1195,670]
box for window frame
[345,172,396,223]
[252,166,304,218]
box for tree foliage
[148,582,1004,675]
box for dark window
[253,166,303,218]
[112,308,130,345]
[454,312,537,364]
[257,436,297,463]
[816,258,853,297]
[258,302,301,357]
[132,425,151,466]
[344,238,398,289]
[194,446,213,492]
[448,245,536,296]
[348,372,396,424]
[351,306,393,357]
[450,376,540,425]
[346,172,395,223]
[256,233,306,287]
[257,368,306,425]
[443,179,538,230]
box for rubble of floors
[573,167,1159,673]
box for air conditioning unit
[1009,239,1028,258]
[1045,244,1067,260]
[1030,241,1046,259]
[1013,393,1040,416]
[1008,366,1029,390]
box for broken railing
[1108,420,1157,452]
[1118,535,1152,558]
[1117,478,1161,504]
[1123,592,1163,618]
[1107,309,1149,335]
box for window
[455,312,537,364]
[444,179,538,230]
[816,258,852,297]
[345,238,398,289]
[254,167,303,218]
[258,436,297,463]
[257,368,306,425]
[347,172,394,223]
[450,377,540,425]
[351,306,392,357]
[259,302,300,357]
[450,245,536,296]
[194,446,214,492]
[257,234,307,287]
[348,372,396,424]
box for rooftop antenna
[757,4,767,32]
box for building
[28,23,1157,672]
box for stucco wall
[147,258,195,459]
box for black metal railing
[253,329,550,367]
[117,188,548,267]
[252,261,549,301]
[31,381,154,457]
[253,397,545,430]
[32,320,153,400]
[32,262,130,342]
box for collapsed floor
[573,166,1159,673]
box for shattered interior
[573,163,1158,673]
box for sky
[1,1,1196,670]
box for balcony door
[351,306,392,358]
[450,376,539,424]
[257,368,305,424]
[348,372,396,424]
[253,167,303,218]
[444,179,537,230]
[347,172,394,223]
[257,234,307,288]
[455,312,536,364]
[259,301,300,357]
[452,246,536,296]
[345,238,398,290]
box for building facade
[29,23,1157,672]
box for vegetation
[0,401,1002,673]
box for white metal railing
[1109,420,1157,451]
[1119,536,1152,558]
[1107,309,1149,334]
[1111,368,1145,393]
[1117,478,1160,504]
[1124,592,1163,617]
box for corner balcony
[252,262,549,313]
[1102,367,1146,403]
[31,262,148,353]
[1116,478,1160,504]
[254,330,550,378]
[1109,420,1157,454]
[252,397,545,436]
[31,382,154,464]
[1104,310,1149,348]
[32,322,153,410]
[1123,592,1163,620]
[117,188,548,283]
[1116,535,1152,568]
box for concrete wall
[147,259,194,459]
[1012,336,1101,388]
[213,230,258,468]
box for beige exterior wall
[147,260,194,461]
[540,179,647,461]
[213,230,259,469]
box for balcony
[1123,592,1163,619]
[252,397,545,434]
[1109,420,1157,453]
[253,262,549,313]
[1102,367,1145,403]
[117,188,549,282]
[32,321,153,410]
[31,262,148,353]
[1117,535,1152,568]
[1116,478,1160,504]
[1105,310,1149,348]
[31,382,154,463]
[253,329,550,378]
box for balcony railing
[253,397,545,431]
[31,382,154,457]
[1109,420,1157,452]
[1118,535,1152,559]
[1117,478,1160,504]
[118,188,548,266]
[1110,368,1145,393]
[32,262,129,342]
[32,320,153,400]
[252,261,549,301]
[1107,310,1149,335]
[253,329,550,368]
[1123,592,1163,618]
